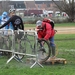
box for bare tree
[0,0,10,14]
[52,0,75,22]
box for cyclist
[0,11,14,30]
[0,12,10,35]
[36,19,56,58]
[0,12,10,49]
[0,12,12,55]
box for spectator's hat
[9,9,15,13]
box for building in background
[0,0,67,18]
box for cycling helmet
[9,9,15,13]
[36,20,42,26]
[2,12,8,18]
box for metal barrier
[25,29,43,68]
[0,29,15,63]
[0,29,43,68]
[0,29,14,52]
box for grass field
[24,22,75,27]
[0,22,75,75]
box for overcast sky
[0,0,55,1]
[0,0,51,1]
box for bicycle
[15,30,51,63]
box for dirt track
[25,27,75,34]
[55,27,75,34]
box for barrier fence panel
[0,29,43,68]
[25,30,43,68]
[13,30,43,68]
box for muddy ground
[25,27,75,34]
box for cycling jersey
[0,16,9,29]
[0,15,24,30]
[0,12,10,35]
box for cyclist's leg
[49,37,56,57]
[15,31,25,59]
[17,31,24,51]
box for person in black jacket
[0,9,24,30]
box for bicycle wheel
[37,39,51,63]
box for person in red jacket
[36,19,56,58]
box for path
[25,27,75,34]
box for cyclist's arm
[44,23,52,40]
[0,18,11,29]
[21,20,24,30]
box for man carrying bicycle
[36,19,56,58]
[0,9,24,57]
